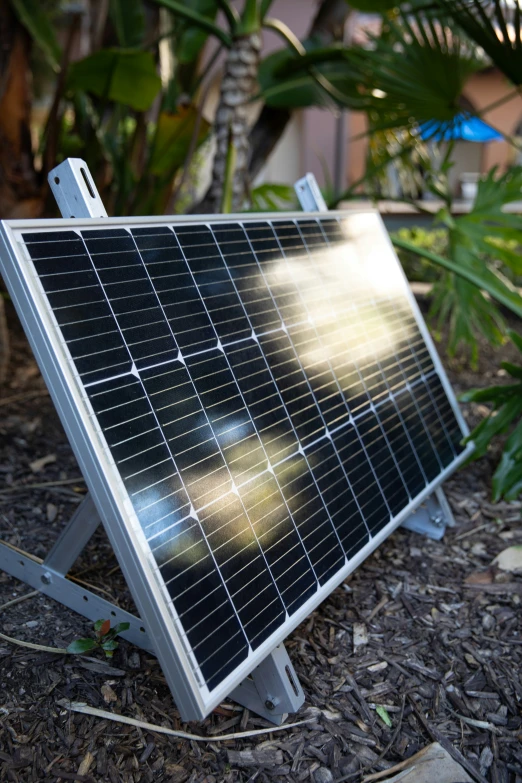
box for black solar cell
[21,214,465,693]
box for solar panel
[0,209,471,719]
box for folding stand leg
[229,644,305,725]
[43,493,101,575]
[0,493,153,650]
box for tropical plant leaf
[258,46,362,109]
[259,13,481,125]
[9,0,61,70]
[427,166,522,357]
[66,638,97,654]
[112,622,130,635]
[176,0,220,63]
[461,329,522,499]
[391,236,522,320]
[348,15,482,131]
[68,50,162,111]
[109,0,145,47]
[250,182,297,211]
[493,417,522,500]
[458,167,522,275]
[438,0,522,85]
[149,106,210,176]
[350,0,396,9]
[151,0,232,46]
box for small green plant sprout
[376,705,393,727]
[66,619,130,658]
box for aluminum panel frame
[0,212,474,721]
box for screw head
[265,700,275,711]
[41,572,51,585]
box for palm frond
[347,13,482,132]
[438,0,522,84]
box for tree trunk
[0,3,43,219]
[191,0,350,214]
[248,0,350,181]
[208,32,262,214]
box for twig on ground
[334,696,406,783]
[60,701,311,742]
[408,695,489,783]
[0,630,67,654]
[0,589,39,612]
[0,477,85,495]
[0,390,49,407]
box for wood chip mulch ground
[0,300,521,783]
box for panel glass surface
[19,212,466,694]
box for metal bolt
[429,513,444,528]
[265,700,275,711]
[41,572,52,585]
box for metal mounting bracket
[48,158,107,219]
[229,644,305,725]
[402,485,455,541]
[294,171,456,543]
[294,173,328,212]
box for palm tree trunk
[208,32,262,213]
[192,0,350,214]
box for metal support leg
[229,644,305,725]
[43,493,101,575]
[0,540,152,651]
[401,486,455,541]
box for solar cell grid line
[236,472,317,614]
[173,221,356,596]
[306,437,370,559]
[197,224,354,579]
[1,207,473,722]
[135,228,339,620]
[373,392,427,499]
[246,221,404,540]
[173,224,252,346]
[22,231,134,384]
[312,217,450,480]
[333,214,464,470]
[81,367,251,690]
[268,220,353,429]
[181,341,345,588]
[224,341,299,465]
[289,230,414,513]
[81,229,179,372]
[259,221,400,542]
[368,266,461,467]
[244,221,309,328]
[136,357,293,653]
[288,219,434,523]
[131,226,217,354]
[275,223,400,468]
[203,227,374,583]
[211,223,282,334]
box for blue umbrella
[419,114,503,142]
